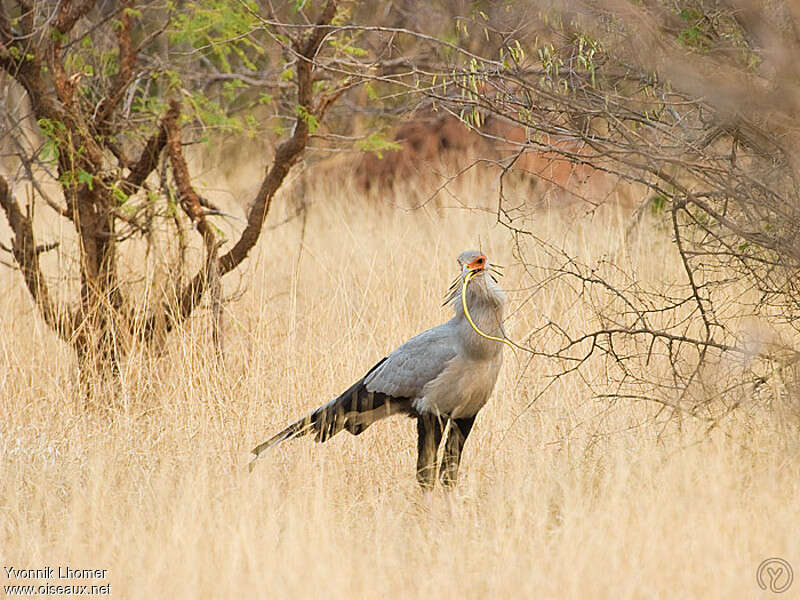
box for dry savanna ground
[1,169,798,599]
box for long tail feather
[248,358,411,472]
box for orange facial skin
[466,255,487,271]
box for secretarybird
[249,250,506,489]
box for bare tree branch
[0,176,73,339]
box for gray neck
[451,272,507,359]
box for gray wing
[364,319,460,399]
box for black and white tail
[248,359,410,471]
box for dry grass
[1,173,798,599]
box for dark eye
[477,257,485,265]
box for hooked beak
[460,263,481,276]
[459,255,488,274]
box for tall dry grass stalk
[1,172,798,599]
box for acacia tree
[0,0,349,389]
[0,0,478,395]
[409,0,800,421]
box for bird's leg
[439,416,476,489]
[416,413,445,490]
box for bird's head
[457,250,489,275]
[444,249,505,307]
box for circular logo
[756,558,793,594]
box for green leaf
[364,82,378,101]
[77,170,94,190]
[112,184,129,205]
[355,132,401,158]
[295,105,319,134]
